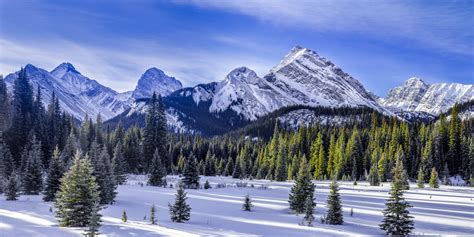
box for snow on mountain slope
[209,67,291,120]
[264,46,388,113]
[131,67,182,100]
[51,63,129,120]
[205,46,391,120]
[277,108,364,128]
[5,63,129,120]
[380,78,473,115]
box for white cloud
[0,38,274,92]
[176,0,473,56]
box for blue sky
[0,0,472,96]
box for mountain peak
[51,62,81,76]
[225,66,258,83]
[271,46,320,73]
[404,77,428,88]
[24,64,40,72]
[143,67,166,77]
[131,67,183,99]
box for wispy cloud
[176,0,473,56]
[0,38,273,92]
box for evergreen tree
[378,152,388,182]
[368,161,380,186]
[148,149,166,186]
[448,104,461,174]
[242,194,253,211]
[326,179,343,225]
[303,195,315,226]
[122,210,128,222]
[232,156,242,179]
[142,93,168,172]
[429,167,439,188]
[380,156,414,236]
[168,183,191,223]
[83,204,101,237]
[224,158,234,177]
[61,131,78,169]
[0,133,14,180]
[204,151,216,176]
[4,170,21,200]
[274,139,288,181]
[22,136,44,194]
[92,147,117,204]
[7,68,34,160]
[417,167,425,188]
[182,155,200,189]
[150,204,157,224]
[0,75,12,131]
[112,143,127,185]
[43,147,64,201]
[204,180,211,189]
[55,153,101,227]
[288,158,315,214]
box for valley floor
[1,175,473,237]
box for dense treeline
[2,70,473,190]
[1,67,473,235]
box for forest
[0,69,473,236]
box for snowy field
[1,175,473,237]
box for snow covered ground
[1,175,473,236]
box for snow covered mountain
[264,46,388,112]
[380,77,473,115]
[108,46,395,134]
[209,67,289,120]
[130,67,182,100]
[5,63,130,120]
[185,46,390,121]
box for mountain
[264,46,387,112]
[5,63,129,120]
[187,46,390,121]
[380,77,474,115]
[130,67,182,100]
[107,46,393,135]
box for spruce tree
[55,153,101,227]
[4,170,21,200]
[429,167,439,188]
[0,133,14,180]
[368,161,380,186]
[92,147,117,204]
[43,147,64,201]
[148,149,166,186]
[122,210,128,222]
[274,140,288,181]
[112,143,127,185]
[7,68,34,161]
[232,157,242,179]
[417,167,425,188]
[380,156,414,236]
[303,195,315,226]
[224,158,234,177]
[182,155,200,189]
[326,179,343,225]
[22,136,44,194]
[61,131,78,169]
[204,180,211,189]
[0,75,12,131]
[242,194,253,211]
[168,183,191,223]
[150,204,157,224]
[83,204,101,237]
[288,158,315,214]
[204,151,216,176]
